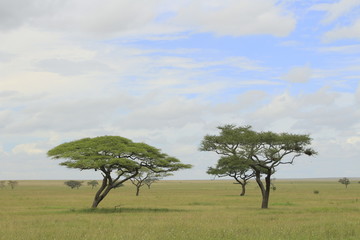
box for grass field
[0,179,359,240]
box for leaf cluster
[207,155,252,176]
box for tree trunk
[91,197,102,208]
[254,170,271,209]
[92,185,113,208]
[136,186,140,196]
[240,183,246,196]
[91,177,112,208]
[91,169,139,208]
[234,176,246,196]
[261,173,271,209]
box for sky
[1,0,360,180]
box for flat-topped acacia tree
[200,125,316,209]
[47,136,191,208]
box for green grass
[0,179,359,239]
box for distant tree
[87,180,99,189]
[200,125,316,209]
[126,168,172,196]
[8,180,18,189]
[207,155,255,196]
[47,136,191,208]
[64,180,83,189]
[144,172,171,189]
[0,181,6,188]
[338,177,350,188]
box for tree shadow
[72,207,186,214]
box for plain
[0,179,359,240]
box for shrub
[64,180,83,189]
[8,181,18,189]
[87,180,99,189]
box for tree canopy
[200,125,316,208]
[338,177,350,188]
[126,167,172,196]
[48,136,191,208]
[64,180,83,189]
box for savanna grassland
[0,179,359,240]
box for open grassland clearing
[0,179,359,240]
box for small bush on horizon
[87,180,99,189]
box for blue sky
[0,0,360,180]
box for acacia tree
[47,136,191,208]
[338,177,350,188]
[144,172,171,189]
[200,125,316,209]
[87,180,99,189]
[207,155,255,196]
[8,180,18,189]
[64,180,83,189]
[126,168,172,196]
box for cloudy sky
[1,0,360,180]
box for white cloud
[0,145,6,155]
[171,0,295,37]
[0,0,296,38]
[309,0,360,42]
[0,0,163,37]
[42,0,165,37]
[37,58,112,76]
[323,18,360,42]
[117,96,206,130]
[0,1,360,181]
[281,65,313,83]
[249,88,360,133]
[0,51,14,62]
[1,95,132,135]
[310,0,360,24]
[346,136,360,144]
[356,82,360,103]
[213,90,268,115]
[12,143,44,155]
[0,0,64,30]
[318,44,360,54]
